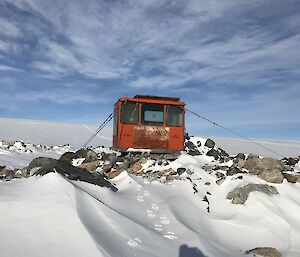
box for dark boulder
[206,149,219,160]
[30,157,111,188]
[188,149,201,156]
[282,157,299,166]
[204,139,215,148]
[177,167,186,175]
[226,166,246,176]
[185,141,196,150]
[59,152,76,164]
[74,149,98,163]
[236,153,246,160]
[217,148,229,157]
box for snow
[1,136,300,257]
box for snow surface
[1,137,300,257]
[1,118,300,158]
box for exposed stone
[282,157,299,166]
[59,152,76,164]
[206,149,219,160]
[79,160,101,173]
[185,141,196,150]
[33,157,112,188]
[177,167,186,175]
[226,183,279,204]
[216,177,226,185]
[0,168,14,180]
[282,173,300,183]
[236,153,246,160]
[188,149,201,156]
[117,160,130,170]
[130,162,143,173]
[204,182,211,186]
[245,247,282,257]
[226,166,246,176]
[104,169,123,179]
[215,171,225,178]
[28,157,58,172]
[238,159,246,169]
[243,157,285,183]
[74,149,98,163]
[217,148,229,157]
[197,141,201,147]
[204,139,215,148]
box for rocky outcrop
[29,157,111,188]
[226,184,279,204]
[204,139,215,148]
[245,247,282,257]
[243,157,285,183]
[74,149,98,163]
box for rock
[226,166,246,176]
[0,165,5,171]
[117,160,130,170]
[226,183,279,204]
[184,133,190,140]
[74,149,98,163]
[206,149,219,160]
[59,152,76,164]
[282,173,300,183]
[197,141,201,147]
[185,141,196,150]
[177,167,186,175]
[243,157,285,183]
[204,182,210,186]
[101,153,117,165]
[216,177,225,185]
[0,168,14,180]
[33,158,111,188]
[245,247,282,257]
[79,160,101,173]
[130,162,143,173]
[215,171,225,178]
[204,139,215,148]
[238,159,246,169]
[188,149,201,156]
[236,153,246,160]
[282,157,299,166]
[104,169,123,179]
[217,148,229,157]
[28,157,58,172]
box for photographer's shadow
[178,244,208,257]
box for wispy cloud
[0,0,299,137]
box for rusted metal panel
[134,126,169,149]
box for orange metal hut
[113,95,185,152]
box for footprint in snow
[147,210,156,218]
[137,195,144,202]
[151,203,159,211]
[143,190,151,197]
[135,185,142,191]
[163,231,177,240]
[154,224,164,232]
[127,238,142,248]
[160,216,170,225]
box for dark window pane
[121,102,139,124]
[142,103,164,125]
[166,105,183,127]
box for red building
[113,95,185,152]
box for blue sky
[0,0,300,140]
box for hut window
[121,102,139,124]
[166,105,183,127]
[142,103,164,125]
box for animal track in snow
[135,185,142,191]
[151,203,159,211]
[154,224,164,232]
[163,231,177,240]
[143,190,151,197]
[160,216,170,225]
[137,195,144,202]
[127,238,142,248]
[147,210,156,218]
